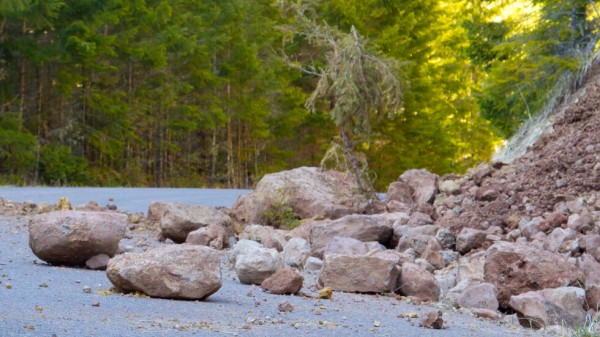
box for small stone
[373,320,381,327]
[278,301,294,313]
[92,302,100,307]
[5,284,12,289]
[39,283,48,288]
[318,287,333,299]
[83,286,92,294]
[420,310,443,329]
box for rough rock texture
[239,224,287,251]
[455,228,487,254]
[159,203,232,243]
[318,254,400,293]
[457,283,499,311]
[398,169,438,205]
[309,214,393,258]
[283,238,311,269]
[185,224,227,249]
[234,246,282,285]
[231,167,373,224]
[260,268,303,295]
[484,242,584,308]
[398,263,440,301]
[106,245,222,300]
[508,287,586,329]
[29,211,126,266]
[323,237,383,257]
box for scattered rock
[398,263,440,301]
[399,169,438,205]
[85,254,110,270]
[28,211,126,266]
[261,268,303,295]
[234,246,282,285]
[107,245,222,300]
[185,224,228,249]
[456,228,487,254]
[304,257,323,272]
[278,301,294,313]
[319,254,399,293]
[508,287,586,329]
[159,203,232,243]
[484,241,584,309]
[309,214,393,258]
[318,287,333,299]
[457,283,499,311]
[283,238,311,269]
[57,197,72,211]
[420,310,443,329]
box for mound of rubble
[11,72,600,332]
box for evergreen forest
[0,0,598,189]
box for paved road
[0,187,251,213]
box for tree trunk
[210,128,218,187]
[340,124,371,195]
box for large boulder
[398,169,438,205]
[484,242,584,308]
[309,214,393,258]
[231,167,372,224]
[159,203,232,243]
[29,211,126,266]
[234,246,282,285]
[106,245,222,300]
[508,287,586,329]
[398,263,441,301]
[318,254,400,293]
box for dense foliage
[0,0,597,189]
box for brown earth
[439,80,600,235]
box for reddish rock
[484,241,584,308]
[186,224,227,249]
[386,181,414,204]
[28,211,126,266]
[508,287,586,329]
[278,301,294,313]
[398,169,438,205]
[456,228,487,254]
[586,285,600,311]
[475,187,500,202]
[398,263,440,301]
[261,268,303,295]
[457,283,499,311]
[106,245,222,300]
[421,238,445,270]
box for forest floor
[0,213,553,337]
